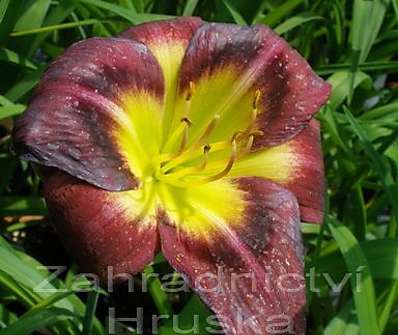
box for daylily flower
[13,17,330,335]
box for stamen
[202,138,237,183]
[161,82,194,152]
[186,81,195,101]
[245,135,254,154]
[180,117,192,127]
[159,144,211,182]
[249,130,264,137]
[231,130,246,142]
[241,130,263,156]
[252,89,261,110]
[194,114,220,148]
[246,89,262,134]
[160,139,230,174]
[177,117,192,155]
[159,139,235,187]
[197,144,210,171]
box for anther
[180,117,192,127]
[199,145,211,170]
[244,135,254,154]
[185,81,195,101]
[245,89,262,134]
[242,130,263,156]
[249,130,264,137]
[252,89,261,110]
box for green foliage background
[0,0,398,334]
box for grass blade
[82,290,100,335]
[329,220,380,335]
[0,0,9,24]
[11,19,105,36]
[0,48,37,69]
[221,0,247,25]
[79,0,172,24]
[0,104,25,119]
[351,0,390,63]
[344,108,398,228]
[275,14,322,35]
[0,307,77,335]
[183,0,199,16]
[14,0,51,30]
[255,0,304,27]
[0,197,47,216]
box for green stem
[143,266,173,316]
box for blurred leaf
[327,71,371,109]
[329,221,380,335]
[275,14,322,35]
[360,100,398,122]
[0,104,25,119]
[11,19,106,36]
[0,0,23,43]
[324,301,359,335]
[351,0,390,63]
[0,307,77,335]
[0,48,37,69]
[82,290,100,335]
[301,222,321,234]
[143,265,172,316]
[159,295,212,335]
[27,1,78,56]
[0,197,47,216]
[14,0,51,31]
[0,156,16,193]
[345,108,398,228]
[5,67,44,102]
[0,0,10,24]
[79,0,172,24]
[255,0,304,27]
[221,0,247,25]
[362,239,398,279]
[317,61,398,75]
[183,0,199,16]
[0,236,104,335]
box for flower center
[152,83,263,188]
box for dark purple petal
[43,169,159,281]
[13,37,164,191]
[159,178,305,335]
[176,22,330,148]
